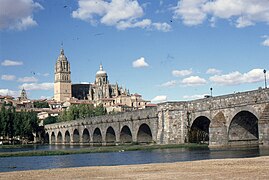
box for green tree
[94,104,106,116]
[58,109,68,122]
[0,107,39,142]
[0,105,4,136]
[33,101,49,108]
[57,104,106,123]
[14,111,23,137]
[44,116,57,125]
[5,107,15,138]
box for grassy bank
[0,143,207,158]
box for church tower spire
[19,87,28,101]
[54,48,71,101]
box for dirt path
[1,156,269,180]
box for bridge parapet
[158,88,269,112]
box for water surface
[1,146,269,172]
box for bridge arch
[137,123,152,143]
[44,132,49,144]
[73,129,80,143]
[190,116,211,144]
[51,132,56,144]
[65,130,71,143]
[227,107,259,127]
[105,126,116,145]
[228,111,259,142]
[57,131,63,144]
[82,128,90,143]
[120,125,132,143]
[93,127,102,146]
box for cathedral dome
[57,49,68,62]
[96,64,107,77]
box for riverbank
[1,156,269,179]
[0,143,207,157]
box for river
[1,145,269,172]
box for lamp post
[210,87,213,97]
[263,69,267,88]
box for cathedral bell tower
[54,48,71,101]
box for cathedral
[54,49,150,112]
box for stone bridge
[45,88,269,147]
[157,88,269,147]
[44,107,158,145]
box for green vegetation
[43,116,57,125]
[57,104,106,122]
[0,144,207,158]
[33,101,49,108]
[0,105,39,143]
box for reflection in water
[0,145,92,153]
[1,146,269,172]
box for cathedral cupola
[95,64,108,85]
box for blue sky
[0,0,269,103]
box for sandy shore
[1,156,269,179]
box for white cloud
[172,69,192,77]
[151,95,167,103]
[37,72,50,77]
[152,22,171,32]
[1,59,23,66]
[18,76,38,83]
[132,57,149,68]
[160,80,177,88]
[117,19,152,30]
[43,73,50,77]
[72,0,170,31]
[1,75,16,81]
[181,76,207,86]
[19,82,53,90]
[206,68,222,75]
[173,0,269,28]
[261,35,269,47]
[0,0,43,30]
[209,68,266,86]
[80,82,90,84]
[173,0,207,26]
[0,89,18,96]
[183,94,207,100]
[40,96,52,100]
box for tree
[14,110,23,137]
[0,106,39,142]
[0,105,5,136]
[44,116,57,125]
[56,104,106,123]
[94,104,106,116]
[33,101,49,108]
[5,107,15,138]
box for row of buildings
[1,48,154,123]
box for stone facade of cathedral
[54,49,150,112]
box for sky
[0,0,269,103]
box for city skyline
[1,0,269,103]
